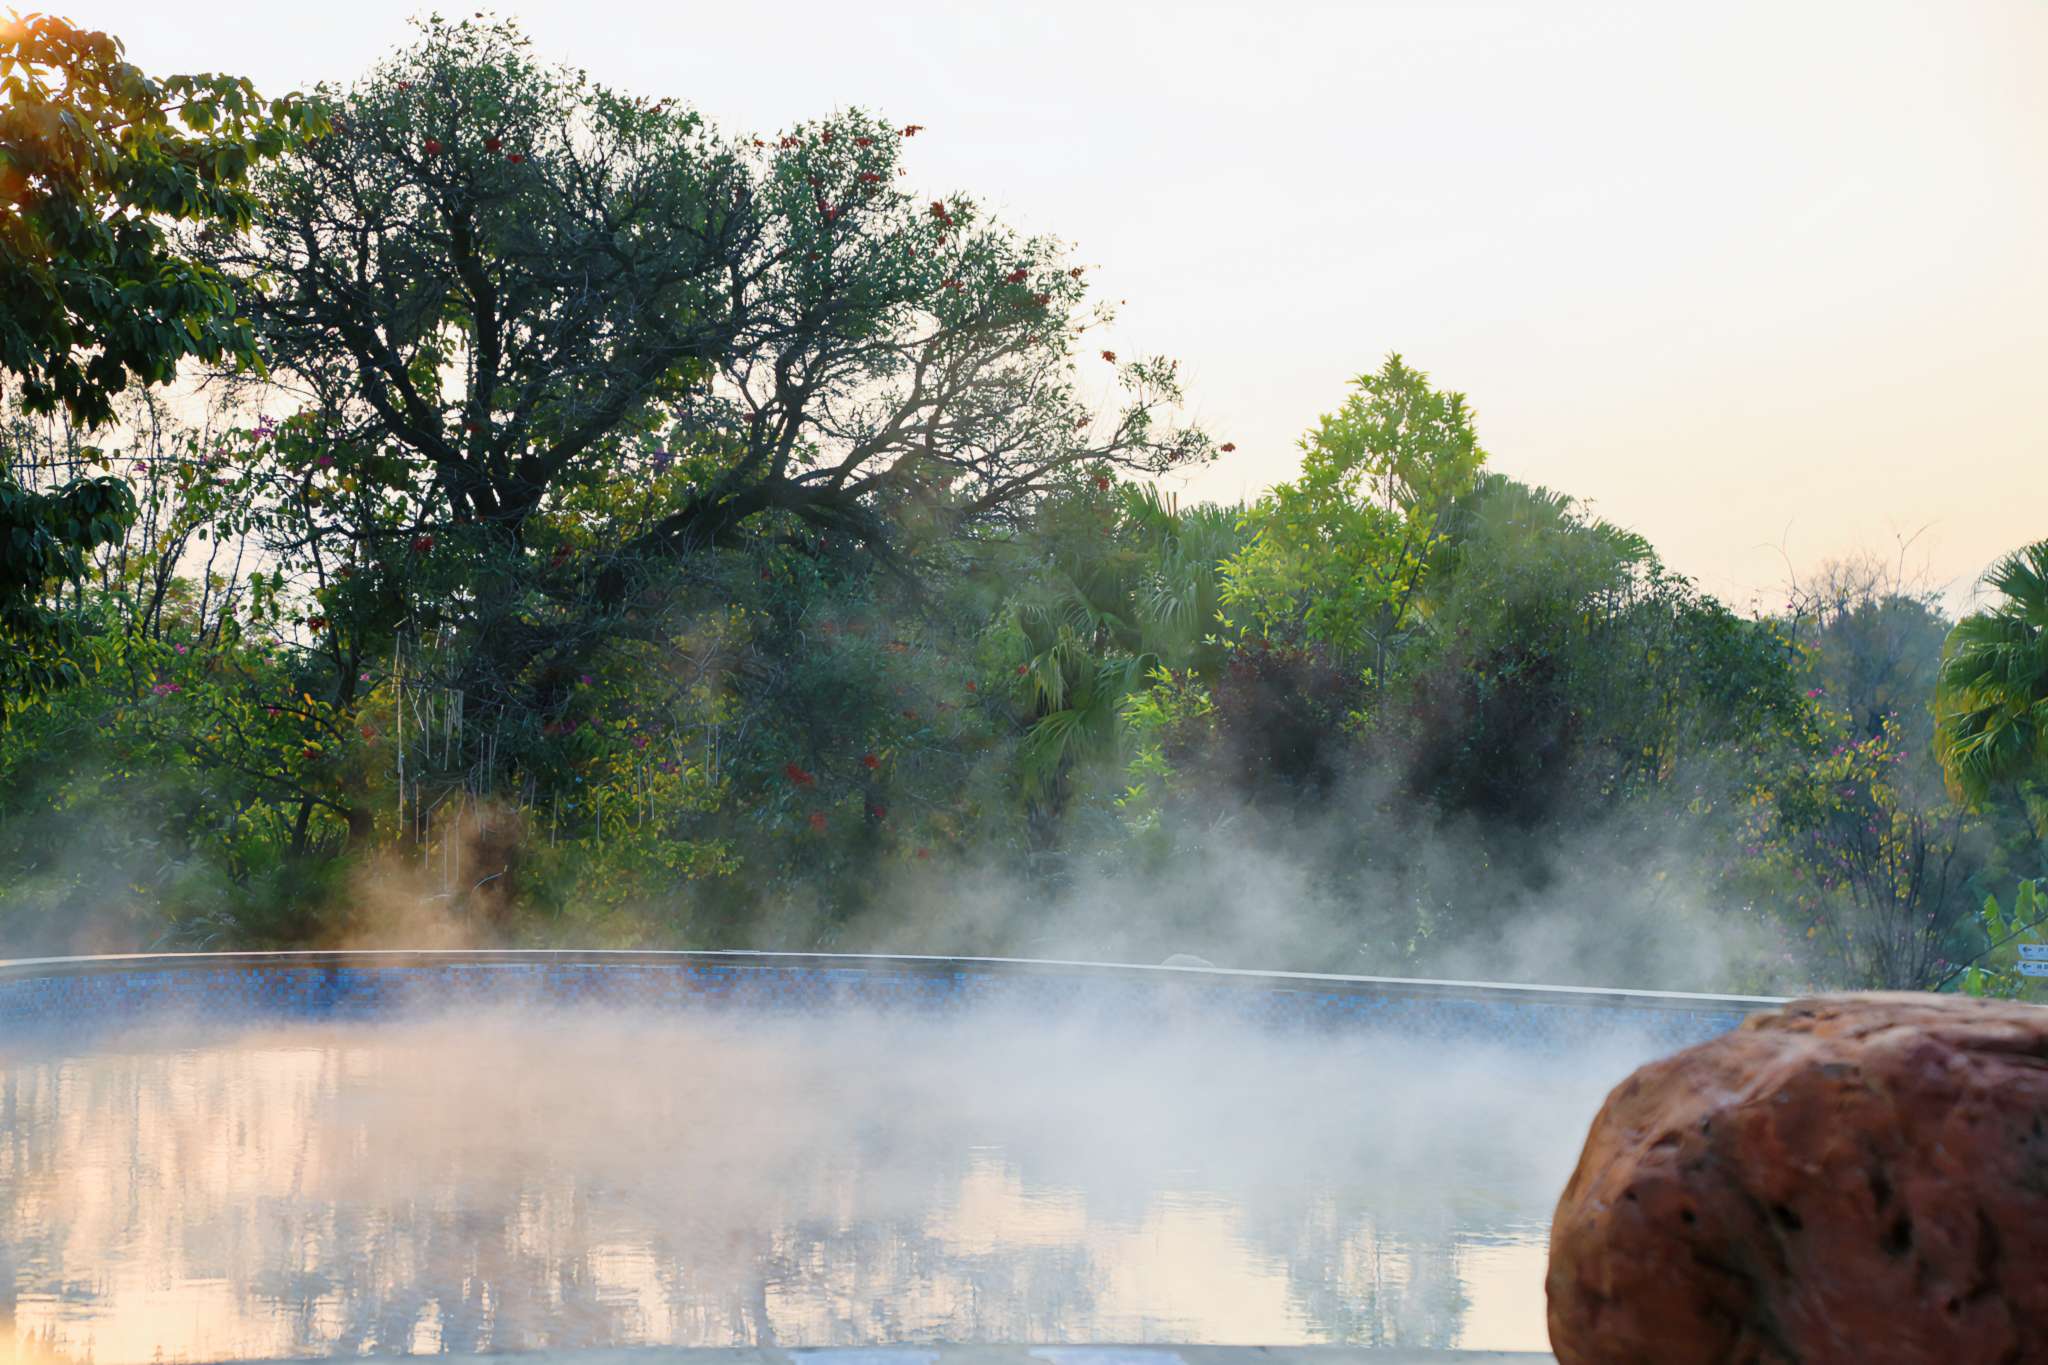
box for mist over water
[0,1000,1676,1361]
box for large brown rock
[1547,993,2048,1365]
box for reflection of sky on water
[0,1007,1655,1361]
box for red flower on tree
[1220,442,1236,452]
[410,534,435,554]
[901,124,925,137]
[1094,475,1110,492]
[928,200,952,224]
[484,136,502,152]
[861,753,881,770]
[1006,268,1029,285]
[808,811,828,831]
[506,152,525,164]
[1101,350,1117,363]
[423,138,443,155]
[785,762,817,786]
[867,804,887,821]
[854,135,874,148]
[858,171,882,184]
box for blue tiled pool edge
[0,950,1783,1054]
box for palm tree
[1007,488,1246,809]
[1934,540,2048,828]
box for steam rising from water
[0,1000,1675,1361]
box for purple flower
[579,674,594,686]
[255,416,278,439]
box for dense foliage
[0,14,320,718]
[0,17,2041,995]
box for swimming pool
[0,952,1777,1361]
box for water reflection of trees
[0,1012,1616,1359]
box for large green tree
[207,17,1210,771]
[1219,354,1484,684]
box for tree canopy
[203,16,1212,759]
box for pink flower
[174,644,188,655]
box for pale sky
[95,0,2047,612]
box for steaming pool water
[0,953,1771,1362]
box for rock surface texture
[1546,992,2048,1365]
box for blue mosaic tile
[0,951,1777,1056]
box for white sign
[2018,944,2048,961]
[2020,962,2048,977]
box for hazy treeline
[1,17,2042,995]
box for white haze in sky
[90,0,2048,610]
